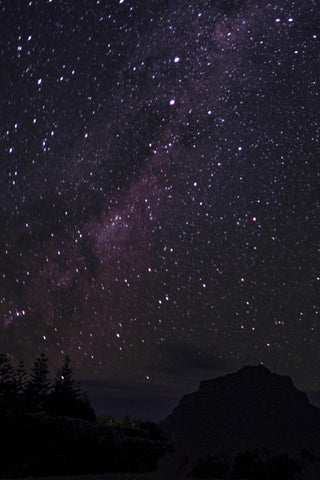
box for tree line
[0,353,173,477]
[0,353,95,420]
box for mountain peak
[159,366,320,473]
[238,364,271,374]
[198,364,298,403]
[199,364,272,389]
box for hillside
[159,366,320,476]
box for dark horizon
[3,360,320,478]
[81,371,320,423]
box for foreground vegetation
[1,474,187,480]
[0,353,171,478]
[1,354,319,479]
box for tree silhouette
[0,352,96,419]
[0,352,172,477]
[97,414,119,426]
[15,360,27,396]
[50,355,95,420]
[53,355,79,397]
[0,354,16,414]
[121,414,132,428]
[26,353,51,411]
[13,359,28,413]
[0,354,15,384]
[191,454,230,479]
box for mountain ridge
[159,365,320,474]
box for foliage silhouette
[0,352,171,477]
[0,354,17,414]
[121,413,132,428]
[15,359,27,395]
[232,450,269,479]
[231,449,302,480]
[140,420,168,442]
[97,413,119,426]
[50,355,95,420]
[268,453,302,480]
[25,353,51,411]
[190,454,230,478]
[97,413,143,428]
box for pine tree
[15,360,27,396]
[12,359,28,413]
[97,414,118,426]
[0,354,16,414]
[0,354,15,384]
[26,353,51,411]
[121,414,131,428]
[54,355,76,398]
[51,355,95,420]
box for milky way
[0,0,319,388]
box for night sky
[0,0,319,392]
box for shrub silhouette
[190,454,230,478]
[300,448,318,464]
[232,450,269,479]
[97,413,119,426]
[268,453,301,480]
[231,449,302,480]
[140,420,168,441]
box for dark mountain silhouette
[159,365,320,475]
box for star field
[0,0,319,389]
